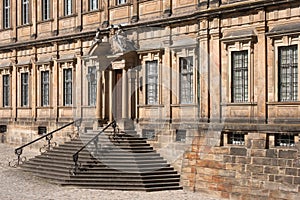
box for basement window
[142,129,155,140]
[228,132,246,146]
[275,133,296,147]
[176,130,186,142]
[38,126,47,135]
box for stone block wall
[181,131,300,199]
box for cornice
[0,0,297,52]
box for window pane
[146,61,158,104]
[42,0,50,20]
[90,0,98,11]
[21,73,29,106]
[63,68,72,105]
[117,0,126,5]
[3,75,10,107]
[41,71,50,106]
[180,57,193,104]
[279,45,298,101]
[231,51,248,102]
[22,0,29,24]
[4,0,10,28]
[65,0,72,16]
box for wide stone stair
[20,129,182,191]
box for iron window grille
[21,72,29,107]
[275,133,296,147]
[41,71,50,106]
[90,0,98,11]
[3,75,10,107]
[22,0,30,25]
[231,51,248,102]
[278,45,298,102]
[64,0,72,16]
[176,130,186,142]
[180,57,193,104]
[228,132,246,146]
[42,0,50,20]
[3,0,10,28]
[142,129,155,140]
[146,60,158,105]
[87,66,97,106]
[63,68,72,106]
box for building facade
[0,0,300,198]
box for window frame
[22,0,30,25]
[21,72,29,107]
[231,50,249,103]
[179,56,194,104]
[3,74,10,107]
[3,0,10,29]
[146,60,158,105]
[278,45,298,102]
[116,0,126,5]
[42,0,51,21]
[89,0,98,11]
[64,0,73,16]
[63,68,72,106]
[41,70,50,106]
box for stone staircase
[20,129,182,191]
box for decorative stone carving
[110,25,137,54]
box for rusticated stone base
[181,132,300,200]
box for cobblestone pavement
[0,143,222,200]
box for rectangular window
[3,75,10,107]
[88,66,97,106]
[228,132,246,146]
[22,0,30,25]
[41,71,49,106]
[146,60,158,104]
[116,0,126,5]
[180,57,193,104]
[275,133,296,147]
[90,0,98,11]
[63,68,72,106]
[21,73,29,107]
[231,51,248,102]
[176,130,186,142]
[3,0,10,28]
[42,0,50,20]
[64,0,72,16]
[279,45,298,102]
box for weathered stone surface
[230,147,247,156]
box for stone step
[19,129,182,191]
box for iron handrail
[9,119,82,167]
[71,120,116,175]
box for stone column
[96,67,103,120]
[122,68,128,119]
[118,68,134,130]
[109,70,113,122]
